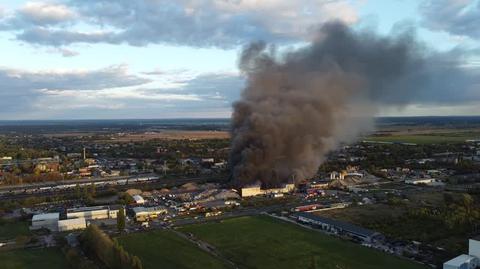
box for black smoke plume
[230,21,479,187]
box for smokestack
[229,21,448,187]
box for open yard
[179,215,428,269]
[0,248,67,269]
[117,230,228,269]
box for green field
[180,216,428,269]
[0,221,30,240]
[0,248,67,269]
[117,230,229,269]
[365,133,480,144]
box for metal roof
[294,212,377,238]
[444,254,476,266]
[132,206,166,214]
[32,212,59,221]
[67,205,109,213]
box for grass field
[180,216,428,269]
[365,132,480,144]
[366,135,467,144]
[117,230,228,269]
[0,248,67,269]
[0,221,30,240]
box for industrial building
[240,183,295,197]
[132,206,167,222]
[31,205,122,232]
[31,213,60,231]
[132,195,145,204]
[67,205,121,220]
[58,218,87,232]
[443,239,480,269]
[294,212,381,243]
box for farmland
[179,215,428,269]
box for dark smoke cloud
[230,21,480,187]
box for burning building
[229,21,475,188]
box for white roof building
[132,195,145,204]
[443,254,478,269]
[469,239,480,258]
[444,239,480,269]
[31,213,60,231]
[32,213,59,222]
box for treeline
[1,172,63,185]
[64,247,99,269]
[364,193,480,248]
[80,225,143,269]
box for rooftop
[67,205,109,213]
[294,212,378,238]
[444,254,477,266]
[132,206,167,214]
[32,212,59,221]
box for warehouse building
[31,213,60,231]
[294,212,381,243]
[444,239,480,269]
[58,218,87,232]
[132,206,167,222]
[132,195,145,204]
[443,254,477,269]
[241,183,295,197]
[67,205,121,220]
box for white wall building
[31,213,59,231]
[444,239,480,269]
[132,195,145,205]
[58,218,87,232]
[67,205,121,220]
[443,254,478,269]
[469,239,480,259]
[132,206,167,222]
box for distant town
[0,118,478,269]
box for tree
[117,207,126,232]
[90,183,96,197]
[75,184,82,199]
[132,256,143,269]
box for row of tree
[80,225,142,269]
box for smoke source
[230,21,432,187]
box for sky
[0,0,479,119]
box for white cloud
[2,0,358,47]
[19,1,76,25]
[0,65,243,119]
